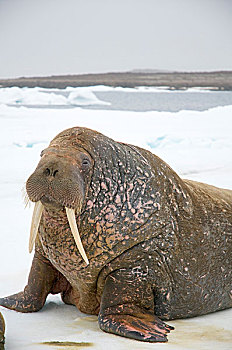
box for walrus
[0,312,5,350]
[0,127,231,343]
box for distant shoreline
[0,71,232,90]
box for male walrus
[0,312,5,350]
[0,127,231,342]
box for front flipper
[0,312,5,349]
[99,313,172,342]
[98,269,174,342]
[0,251,68,313]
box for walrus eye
[82,159,90,170]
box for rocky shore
[0,71,232,90]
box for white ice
[0,87,231,350]
[0,87,110,106]
[67,88,110,106]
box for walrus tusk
[29,201,44,253]
[65,207,89,265]
[28,202,89,265]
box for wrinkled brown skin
[0,127,231,343]
[0,312,5,349]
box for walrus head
[26,130,94,265]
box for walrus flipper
[0,251,68,313]
[0,312,5,350]
[98,268,174,342]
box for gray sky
[0,0,231,78]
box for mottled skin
[0,312,5,350]
[0,127,231,342]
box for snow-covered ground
[0,87,231,349]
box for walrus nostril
[45,168,50,176]
[44,168,59,177]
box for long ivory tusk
[65,207,89,265]
[29,201,44,253]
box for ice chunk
[67,88,110,106]
[0,87,67,105]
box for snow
[0,86,231,349]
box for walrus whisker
[22,185,31,208]
[29,201,44,253]
[65,207,89,265]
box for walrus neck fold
[29,201,89,265]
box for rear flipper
[0,251,69,313]
[98,268,174,342]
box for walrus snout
[26,153,85,209]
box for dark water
[92,90,232,112]
[52,89,232,112]
[10,89,232,112]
